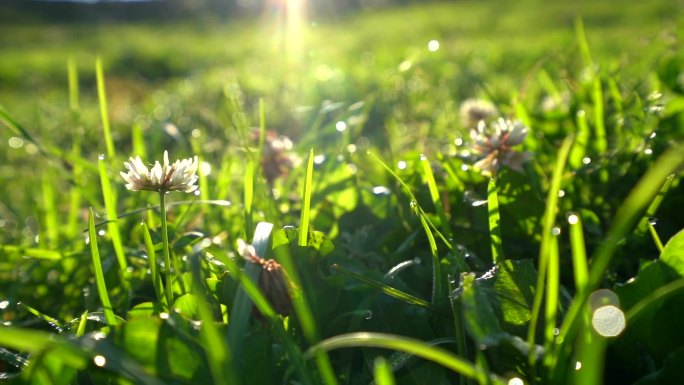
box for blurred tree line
[0,0,431,23]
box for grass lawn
[1,0,683,384]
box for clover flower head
[251,129,301,184]
[467,118,530,176]
[236,238,293,318]
[459,98,498,128]
[120,151,199,193]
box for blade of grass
[373,357,396,385]
[88,207,118,327]
[226,222,273,354]
[244,160,255,241]
[368,151,444,304]
[527,136,573,367]
[98,155,129,278]
[487,178,503,265]
[306,332,503,385]
[75,311,88,337]
[189,255,236,385]
[543,232,561,369]
[569,110,589,169]
[331,264,450,318]
[67,57,79,112]
[0,246,62,260]
[131,122,148,162]
[141,222,164,312]
[647,220,664,252]
[96,57,115,159]
[575,18,593,69]
[567,212,588,290]
[420,155,453,239]
[41,173,59,248]
[626,278,684,322]
[299,149,315,247]
[0,327,86,369]
[554,145,684,372]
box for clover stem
[160,190,174,309]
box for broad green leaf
[660,229,684,276]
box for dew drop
[454,137,464,146]
[567,213,579,225]
[647,217,658,226]
[0,300,9,310]
[98,154,106,160]
[314,154,326,164]
[557,189,565,198]
[98,229,105,236]
[575,361,582,370]
[420,154,427,161]
[460,164,470,171]
[591,305,626,337]
[649,132,657,139]
[508,378,524,385]
[364,310,373,320]
[582,157,591,165]
[409,200,417,209]
[159,312,170,320]
[551,227,561,236]
[346,144,357,153]
[93,355,106,367]
[372,186,391,195]
[397,160,407,170]
[335,121,347,132]
[644,148,653,155]
[427,39,440,52]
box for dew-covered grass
[1,0,683,384]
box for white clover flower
[467,118,530,176]
[459,98,498,128]
[120,151,199,193]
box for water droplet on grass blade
[314,154,326,164]
[552,227,561,236]
[647,217,658,226]
[582,157,591,165]
[335,121,347,132]
[98,154,105,160]
[93,355,106,367]
[364,310,373,320]
[372,186,391,195]
[397,160,407,170]
[508,377,524,385]
[567,213,579,225]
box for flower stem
[160,191,173,309]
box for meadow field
[1,0,683,384]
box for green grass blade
[75,311,88,337]
[41,173,59,248]
[543,232,560,369]
[421,155,453,239]
[487,178,503,265]
[647,220,664,252]
[227,222,274,352]
[575,18,593,68]
[189,256,236,385]
[567,212,589,290]
[131,122,148,162]
[306,332,503,385]
[0,327,87,369]
[96,56,115,159]
[626,278,684,322]
[67,57,79,112]
[299,149,315,247]
[569,110,590,169]
[373,357,396,385]
[88,207,118,326]
[331,264,449,318]
[141,222,164,311]
[527,136,573,365]
[244,160,255,241]
[274,229,338,385]
[591,78,607,154]
[368,151,444,304]
[98,155,128,276]
[0,245,62,260]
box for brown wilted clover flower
[237,239,293,318]
[459,98,498,128]
[251,129,301,185]
[121,151,199,193]
[467,118,530,176]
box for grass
[1,0,684,384]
